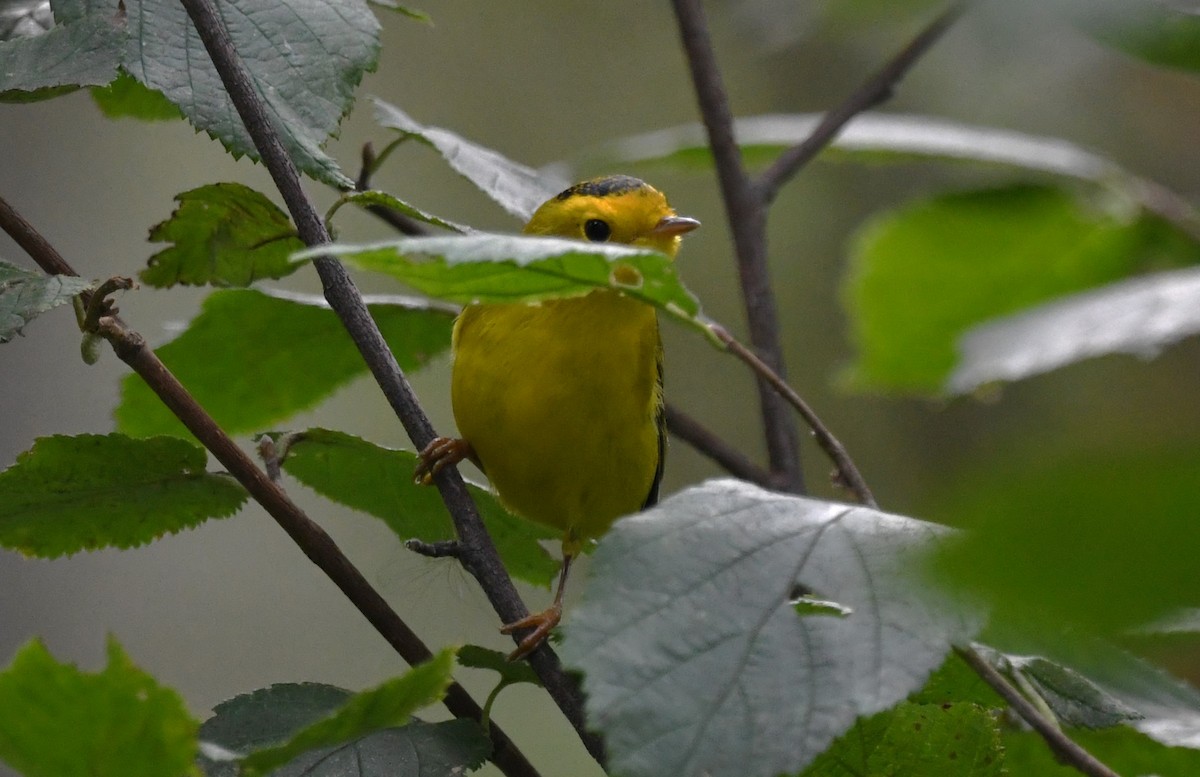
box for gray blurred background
[2,1,1200,773]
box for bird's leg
[414,437,479,484]
[500,553,574,661]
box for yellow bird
[416,175,699,659]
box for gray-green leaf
[590,112,1130,184]
[0,260,92,343]
[373,100,565,220]
[238,649,457,776]
[199,681,488,777]
[559,478,981,777]
[949,265,1200,394]
[123,0,381,188]
[0,8,121,100]
[1006,653,1144,729]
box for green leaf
[373,100,565,220]
[90,69,182,121]
[0,638,197,777]
[0,433,246,557]
[239,649,457,776]
[336,190,469,234]
[800,702,1005,777]
[304,233,704,327]
[278,429,558,588]
[949,264,1200,393]
[843,185,1153,394]
[1082,1,1200,74]
[457,645,542,688]
[0,9,121,100]
[930,445,1200,634]
[115,289,452,438]
[0,260,92,343]
[123,0,381,188]
[559,478,981,777]
[141,183,303,288]
[909,652,1005,709]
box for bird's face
[524,175,700,258]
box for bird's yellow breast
[450,289,661,545]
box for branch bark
[176,0,604,764]
[955,645,1122,777]
[0,193,542,777]
[664,404,776,489]
[756,1,968,204]
[669,0,805,494]
[707,322,877,507]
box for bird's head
[524,175,700,258]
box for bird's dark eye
[584,219,611,242]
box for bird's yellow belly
[450,291,661,542]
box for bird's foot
[500,602,562,661]
[414,437,475,484]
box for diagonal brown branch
[0,192,543,777]
[756,1,968,204]
[175,0,603,764]
[664,405,776,489]
[706,322,877,508]
[955,645,1122,777]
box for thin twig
[0,196,543,777]
[708,322,877,508]
[954,645,1122,777]
[669,0,805,493]
[355,142,429,236]
[756,1,968,204]
[0,195,78,277]
[176,0,603,765]
[664,404,776,489]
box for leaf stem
[0,193,545,777]
[755,1,968,204]
[706,321,877,507]
[954,645,1121,777]
[355,141,430,236]
[176,0,603,765]
[0,195,76,278]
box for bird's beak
[651,215,701,237]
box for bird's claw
[414,437,474,485]
[500,602,562,661]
